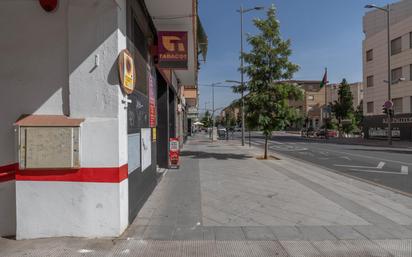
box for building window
[366,75,374,87]
[366,49,373,61]
[307,95,314,101]
[410,32,412,49]
[410,64,412,81]
[392,97,403,114]
[391,37,402,55]
[367,101,374,113]
[410,96,412,113]
[391,67,403,84]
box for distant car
[316,129,337,138]
[234,127,242,132]
[302,127,316,137]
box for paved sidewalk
[2,134,412,256]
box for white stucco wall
[0,0,129,238]
[0,0,69,166]
[16,180,127,239]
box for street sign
[383,100,393,109]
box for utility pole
[240,5,245,146]
[386,4,392,145]
[237,5,264,147]
[365,4,392,145]
[212,83,215,132]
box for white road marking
[349,168,408,175]
[307,145,412,166]
[340,156,351,161]
[334,162,386,169]
[401,166,409,174]
[377,161,385,169]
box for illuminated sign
[158,31,188,69]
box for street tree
[236,5,302,159]
[201,110,212,128]
[354,100,364,132]
[331,79,354,138]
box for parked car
[316,129,337,138]
[301,127,316,137]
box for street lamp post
[365,4,392,145]
[237,5,264,146]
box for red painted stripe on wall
[0,163,128,183]
[0,163,17,182]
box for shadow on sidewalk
[181,150,252,160]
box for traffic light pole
[386,5,392,145]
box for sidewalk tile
[242,226,277,240]
[214,226,246,240]
[324,225,367,240]
[173,227,204,240]
[374,239,412,257]
[297,226,337,241]
[311,241,355,256]
[202,227,216,240]
[280,240,323,257]
[120,225,147,240]
[270,226,304,241]
[142,225,175,240]
[377,224,412,239]
[249,241,289,257]
[342,240,391,257]
[352,225,399,240]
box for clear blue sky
[198,0,397,114]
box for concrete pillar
[15,0,129,239]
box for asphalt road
[233,132,412,194]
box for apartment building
[363,0,412,140]
[327,82,364,110]
[287,80,325,129]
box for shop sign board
[158,31,188,69]
[148,70,156,127]
[383,117,412,124]
[118,49,135,94]
[169,138,180,169]
[368,127,400,138]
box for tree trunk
[264,134,268,159]
[338,118,342,139]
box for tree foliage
[201,110,212,128]
[237,5,303,158]
[331,79,354,137]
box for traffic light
[382,105,394,116]
[382,105,388,115]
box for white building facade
[363,0,412,140]
[0,0,205,239]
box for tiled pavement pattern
[1,238,412,257]
[2,134,412,256]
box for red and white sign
[158,31,188,69]
[169,138,180,168]
[148,70,156,127]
